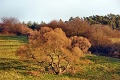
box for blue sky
[0,0,120,23]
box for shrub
[70,36,91,53]
[0,17,32,35]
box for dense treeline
[0,14,120,58]
[35,16,120,58]
[84,13,120,30]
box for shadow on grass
[0,36,28,43]
[86,55,120,64]
[0,58,38,71]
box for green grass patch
[0,35,28,58]
[0,35,28,43]
[0,55,120,80]
[75,55,120,80]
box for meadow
[0,36,120,80]
[0,36,28,59]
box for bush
[0,17,32,36]
[70,36,91,53]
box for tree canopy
[84,14,120,30]
[16,27,91,75]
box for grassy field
[0,36,120,80]
[0,36,28,59]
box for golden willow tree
[17,27,91,75]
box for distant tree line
[84,13,120,30]
[0,14,120,58]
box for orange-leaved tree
[0,17,32,35]
[16,27,91,75]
